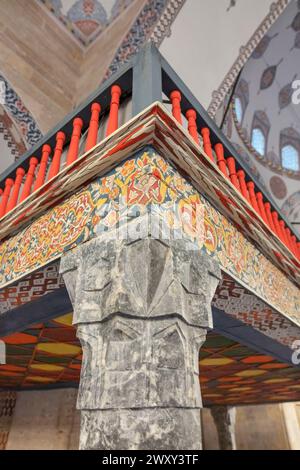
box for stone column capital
[60,236,221,328]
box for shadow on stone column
[210,406,237,450]
[60,236,221,450]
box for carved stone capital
[60,237,221,328]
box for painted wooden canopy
[0,102,299,406]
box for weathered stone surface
[60,236,221,450]
[80,409,202,450]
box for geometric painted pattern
[0,313,81,389]
[1,318,300,406]
[213,273,300,348]
[0,264,64,314]
[200,332,300,406]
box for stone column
[60,237,221,450]
[210,406,237,450]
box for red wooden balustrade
[215,143,228,176]
[200,128,214,161]
[85,103,101,152]
[48,131,66,180]
[186,109,199,145]
[106,85,122,137]
[170,90,182,125]
[6,168,25,213]
[66,118,84,166]
[0,179,14,218]
[264,203,276,232]
[33,144,52,191]
[256,192,268,225]
[226,157,239,189]
[246,182,260,214]
[237,170,250,202]
[20,157,39,203]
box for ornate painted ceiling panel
[0,316,300,407]
[38,0,139,46]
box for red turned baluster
[170,90,182,125]
[33,144,51,191]
[285,228,294,254]
[48,131,66,180]
[226,157,239,189]
[20,157,39,202]
[272,212,284,242]
[247,182,260,214]
[106,85,122,137]
[215,143,228,176]
[186,109,199,145]
[279,221,289,248]
[291,234,296,249]
[256,192,268,225]
[279,220,288,246]
[6,168,25,213]
[66,118,84,166]
[237,170,250,202]
[85,103,101,151]
[201,128,214,161]
[264,203,276,232]
[0,179,14,217]
[296,242,300,260]
[291,235,298,257]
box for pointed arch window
[233,79,249,125]
[280,128,300,173]
[251,128,266,156]
[234,96,243,123]
[281,144,299,171]
[251,111,270,157]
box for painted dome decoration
[227,0,300,180]
[251,33,278,59]
[68,0,108,36]
[259,59,283,91]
